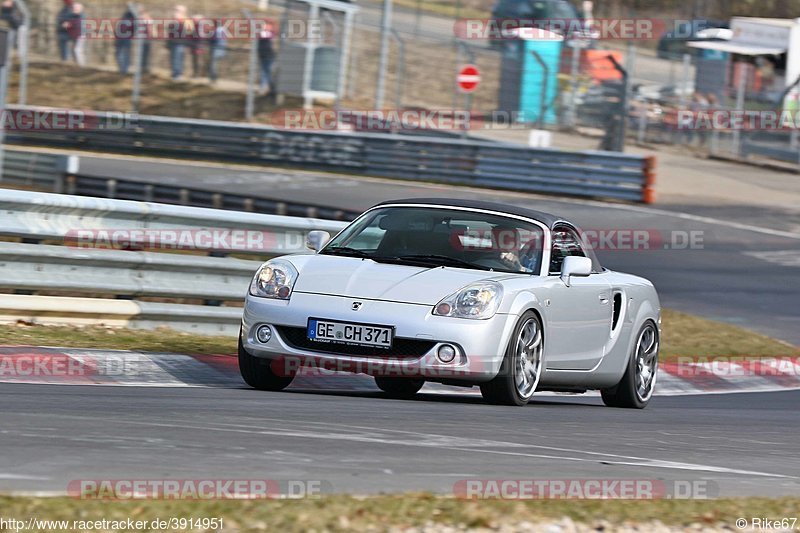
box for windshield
[322,206,545,274]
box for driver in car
[492,226,540,273]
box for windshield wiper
[320,246,373,258]
[387,254,490,271]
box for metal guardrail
[1,149,359,220]
[4,106,657,203]
[0,190,348,335]
[0,189,347,255]
[0,242,261,301]
[1,150,78,192]
[741,139,800,168]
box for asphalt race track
[1,383,798,497]
[2,154,798,499]
[76,154,800,345]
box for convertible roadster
[239,198,660,407]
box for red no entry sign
[457,64,481,93]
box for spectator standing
[257,21,276,94]
[167,5,193,79]
[688,92,709,145]
[56,0,73,61]
[207,19,227,83]
[67,2,86,66]
[189,14,205,78]
[115,6,135,74]
[1,0,23,39]
[139,10,153,74]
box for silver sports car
[239,198,661,407]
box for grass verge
[0,309,795,360]
[1,494,799,531]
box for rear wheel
[480,311,543,406]
[601,321,659,409]
[238,335,294,391]
[374,377,424,398]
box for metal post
[606,54,629,152]
[566,41,581,128]
[15,0,31,105]
[130,3,143,114]
[731,62,747,156]
[458,42,475,139]
[389,29,405,109]
[679,53,691,107]
[0,29,13,181]
[375,0,392,109]
[338,11,355,102]
[624,41,636,79]
[530,50,549,129]
[244,9,258,120]
[637,104,647,144]
[301,3,320,109]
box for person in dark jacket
[1,0,23,30]
[115,7,135,74]
[0,0,22,54]
[56,0,73,61]
[65,2,85,65]
[139,10,152,74]
[207,19,227,82]
[167,4,193,79]
[257,21,276,94]
[188,14,205,78]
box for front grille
[275,326,436,358]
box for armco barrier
[4,106,656,203]
[0,189,347,255]
[0,149,77,192]
[741,138,800,168]
[0,190,348,334]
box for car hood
[289,254,501,305]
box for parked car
[489,0,594,48]
[239,198,661,407]
[657,20,730,60]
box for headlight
[249,259,299,300]
[432,282,503,320]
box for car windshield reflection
[321,206,544,274]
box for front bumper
[241,292,514,381]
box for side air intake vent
[611,292,623,331]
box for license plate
[307,318,394,349]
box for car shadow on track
[253,387,604,407]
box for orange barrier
[560,49,624,81]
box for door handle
[599,295,610,305]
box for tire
[374,377,424,398]
[601,320,659,409]
[238,335,294,391]
[480,311,544,406]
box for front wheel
[601,321,659,409]
[238,336,295,391]
[480,311,544,406]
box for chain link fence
[9,0,798,166]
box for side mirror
[306,230,331,252]
[560,256,592,287]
